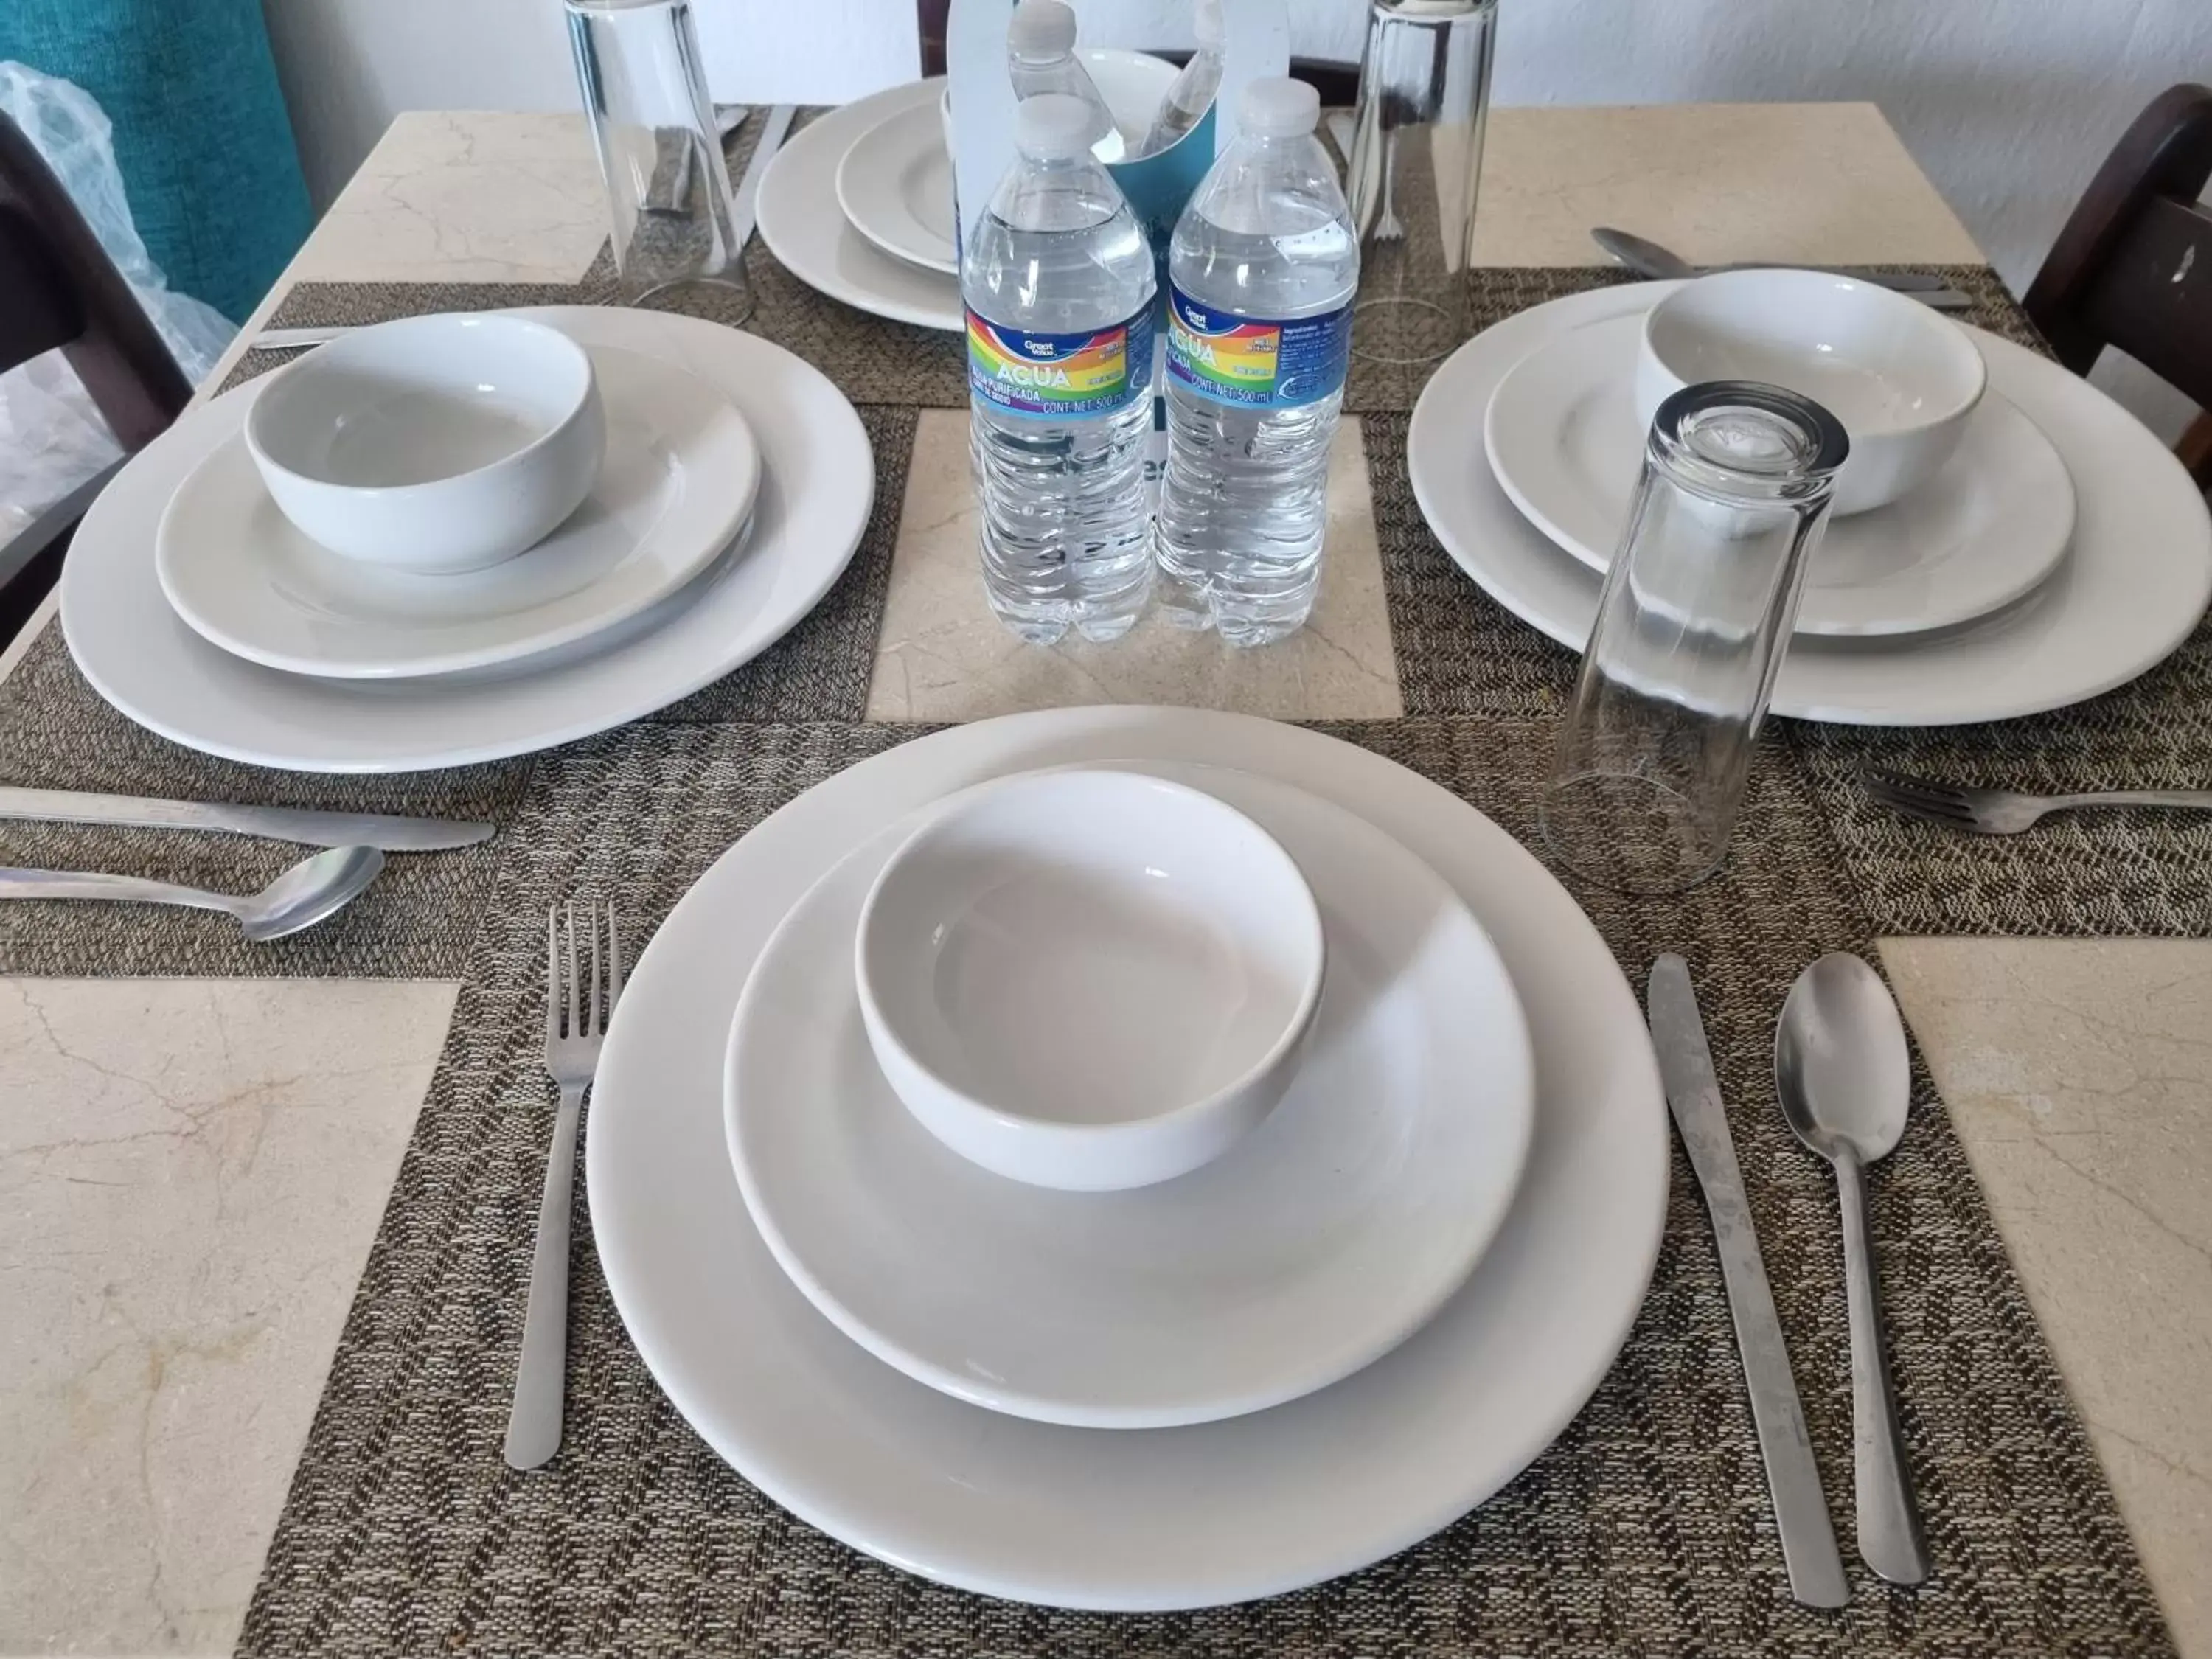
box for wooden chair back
[2023,83,2212,487]
[0,110,194,643]
[0,111,192,450]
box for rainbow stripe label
[1165,285,1352,409]
[966,306,1154,420]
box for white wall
[262,0,577,207]
[262,0,2211,417]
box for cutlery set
[1652,950,1931,1604]
[0,789,487,932]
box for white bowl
[939,49,1175,173]
[245,312,605,573]
[1634,269,1986,515]
[855,768,1326,1192]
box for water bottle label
[1165,285,1353,408]
[965,306,1155,420]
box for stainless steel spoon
[1775,952,1932,1586]
[0,845,386,940]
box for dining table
[1,98,2205,1659]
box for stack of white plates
[588,704,1672,1610]
[759,56,1178,332]
[1411,281,2212,725]
[60,308,876,771]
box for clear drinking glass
[1540,382,1849,894]
[566,0,752,317]
[1345,0,1498,366]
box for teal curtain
[0,0,312,324]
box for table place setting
[1411,267,2212,727]
[57,300,873,771]
[5,3,2211,1655]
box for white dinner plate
[587,705,1669,1610]
[155,344,760,679]
[835,97,959,276]
[727,762,1535,1430]
[1411,280,2212,725]
[62,307,872,772]
[1482,311,2076,639]
[759,81,964,333]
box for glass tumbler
[1345,0,1498,366]
[1540,382,1849,894]
[566,0,752,317]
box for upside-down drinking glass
[1345,0,1498,366]
[1540,381,1849,893]
[566,0,752,318]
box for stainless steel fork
[1861,768,2212,835]
[506,902,623,1470]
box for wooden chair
[0,110,194,645]
[2023,83,2212,490]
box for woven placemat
[237,717,2172,1658]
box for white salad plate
[156,344,760,679]
[1411,280,2212,726]
[588,705,1669,1611]
[1482,311,2075,639]
[727,762,1536,1429]
[758,80,964,333]
[62,307,872,772]
[835,97,959,276]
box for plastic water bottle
[964,94,1158,645]
[1138,0,1224,158]
[1006,0,1123,164]
[1155,78,1359,645]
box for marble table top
[0,103,2202,1658]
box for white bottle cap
[1015,93,1099,161]
[1008,0,1077,59]
[1194,0,1225,49]
[1238,77,1321,140]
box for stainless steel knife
[252,324,352,350]
[731,103,796,252]
[1647,953,1850,1609]
[0,787,493,852]
[1591,226,1972,309]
